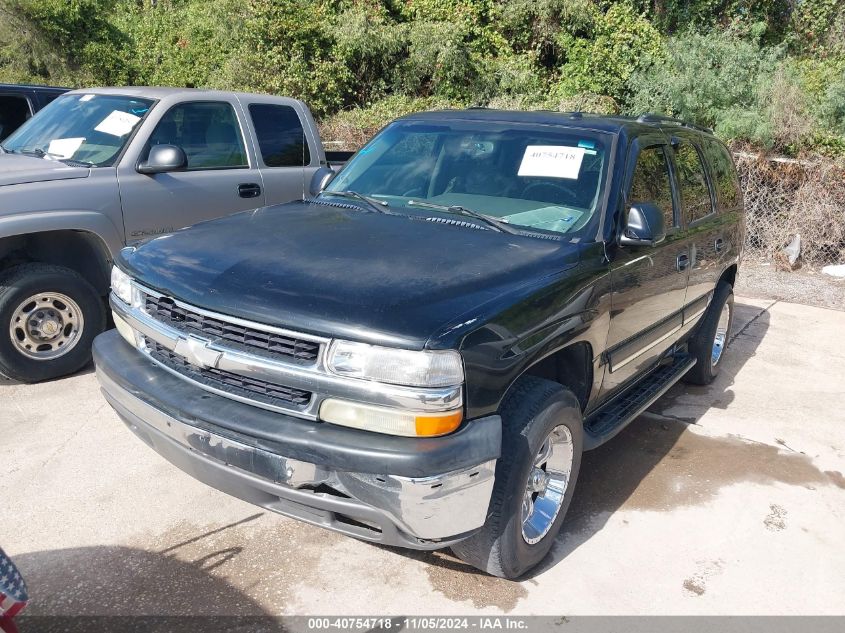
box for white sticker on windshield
[518,146,585,179]
[79,94,95,102]
[47,137,85,159]
[94,110,141,137]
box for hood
[0,153,90,187]
[120,201,580,348]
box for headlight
[319,399,463,437]
[327,340,463,387]
[110,266,133,304]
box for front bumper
[93,330,501,549]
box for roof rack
[636,113,713,134]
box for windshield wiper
[407,200,518,234]
[321,190,391,215]
[16,147,47,158]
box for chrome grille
[144,337,313,409]
[143,293,320,363]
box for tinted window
[674,142,714,222]
[0,95,31,140]
[629,145,675,228]
[701,138,741,209]
[249,104,310,167]
[147,101,247,170]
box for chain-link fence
[735,153,845,266]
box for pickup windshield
[2,94,153,167]
[324,119,612,236]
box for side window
[701,138,741,210]
[629,145,675,229]
[0,95,32,141]
[146,101,247,170]
[674,142,714,222]
[248,104,310,167]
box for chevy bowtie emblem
[173,336,222,369]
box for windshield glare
[2,94,153,166]
[325,120,611,236]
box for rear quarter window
[248,104,310,167]
[701,138,742,210]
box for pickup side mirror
[137,144,188,175]
[309,166,336,197]
[620,202,666,247]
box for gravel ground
[736,260,844,310]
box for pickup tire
[683,281,734,385]
[0,263,106,383]
[451,376,583,579]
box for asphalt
[1,297,844,616]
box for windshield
[1,94,153,166]
[324,119,612,236]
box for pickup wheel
[683,281,734,386]
[0,264,106,383]
[451,376,583,579]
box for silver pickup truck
[0,87,346,383]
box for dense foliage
[1,0,843,155]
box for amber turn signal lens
[414,410,463,437]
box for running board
[583,354,696,449]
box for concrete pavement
[1,297,844,615]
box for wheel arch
[719,263,738,288]
[507,341,594,413]
[0,230,114,295]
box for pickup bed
[93,109,744,578]
[0,87,348,382]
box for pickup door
[117,95,318,242]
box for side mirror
[137,144,188,175]
[620,202,666,247]
[309,166,336,197]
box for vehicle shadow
[403,301,772,581]
[9,542,287,632]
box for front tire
[451,376,583,579]
[0,263,106,383]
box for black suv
[0,84,69,140]
[94,109,744,578]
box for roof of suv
[64,86,302,102]
[401,108,714,137]
[0,83,70,92]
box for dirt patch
[764,504,788,531]
[735,261,844,311]
[566,416,841,529]
[682,577,706,596]
[419,551,528,612]
[682,560,724,597]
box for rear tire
[683,281,734,386]
[0,263,106,383]
[451,376,583,579]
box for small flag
[0,548,27,619]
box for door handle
[677,253,690,272]
[714,238,725,253]
[238,183,262,199]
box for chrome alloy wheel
[711,301,731,367]
[521,425,574,545]
[9,292,84,360]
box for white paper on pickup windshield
[94,110,141,137]
[47,137,85,159]
[518,146,585,179]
